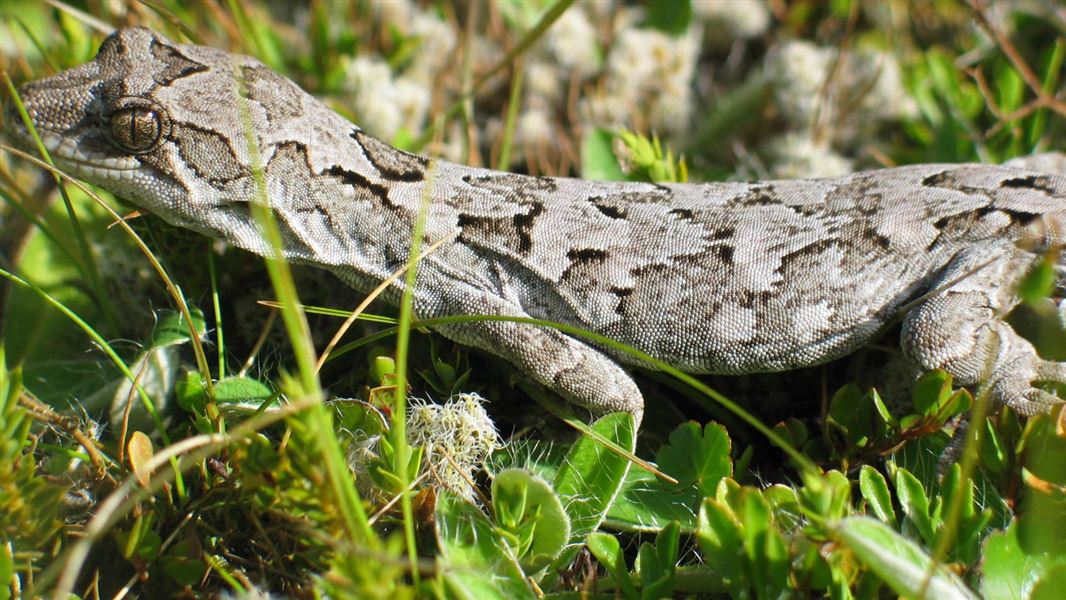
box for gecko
[6,28,1065,426]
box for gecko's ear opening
[108,96,171,154]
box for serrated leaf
[656,421,732,498]
[831,516,978,600]
[605,466,700,532]
[607,420,730,532]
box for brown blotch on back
[352,130,427,182]
[241,65,304,122]
[173,124,248,185]
[149,39,209,87]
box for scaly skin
[7,28,1066,425]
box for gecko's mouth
[5,118,142,180]
[4,96,140,178]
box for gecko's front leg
[423,289,645,426]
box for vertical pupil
[124,108,158,149]
[128,110,139,146]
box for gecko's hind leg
[902,248,1065,416]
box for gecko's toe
[1036,359,1066,383]
[991,360,1065,416]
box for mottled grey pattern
[8,28,1066,426]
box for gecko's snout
[2,95,31,149]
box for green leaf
[979,417,1009,476]
[176,370,209,413]
[860,465,897,527]
[606,466,700,532]
[1018,251,1059,304]
[636,542,664,598]
[602,416,740,536]
[742,491,789,598]
[642,0,692,36]
[159,547,208,587]
[799,470,852,521]
[982,520,1066,600]
[637,521,682,599]
[1030,564,1066,600]
[1018,405,1066,556]
[149,308,206,347]
[213,375,273,405]
[491,469,570,572]
[894,466,937,545]
[587,532,638,598]
[828,383,893,449]
[696,498,743,591]
[912,370,953,417]
[935,389,972,423]
[0,543,12,600]
[655,421,732,499]
[831,516,978,599]
[580,128,627,181]
[370,354,396,386]
[616,130,688,183]
[435,491,535,599]
[553,412,635,542]
[655,520,681,575]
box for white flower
[546,8,602,76]
[763,40,833,128]
[525,61,564,105]
[851,48,918,121]
[517,107,555,148]
[763,41,917,140]
[764,132,854,179]
[407,393,501,500]
[343,56,402,140]
[693,0,771,40]
[406,12,458,84]
[393,77,432,136]
[583,25,701,136]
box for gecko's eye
[108,97,170,154]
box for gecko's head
[4,27,312,232]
